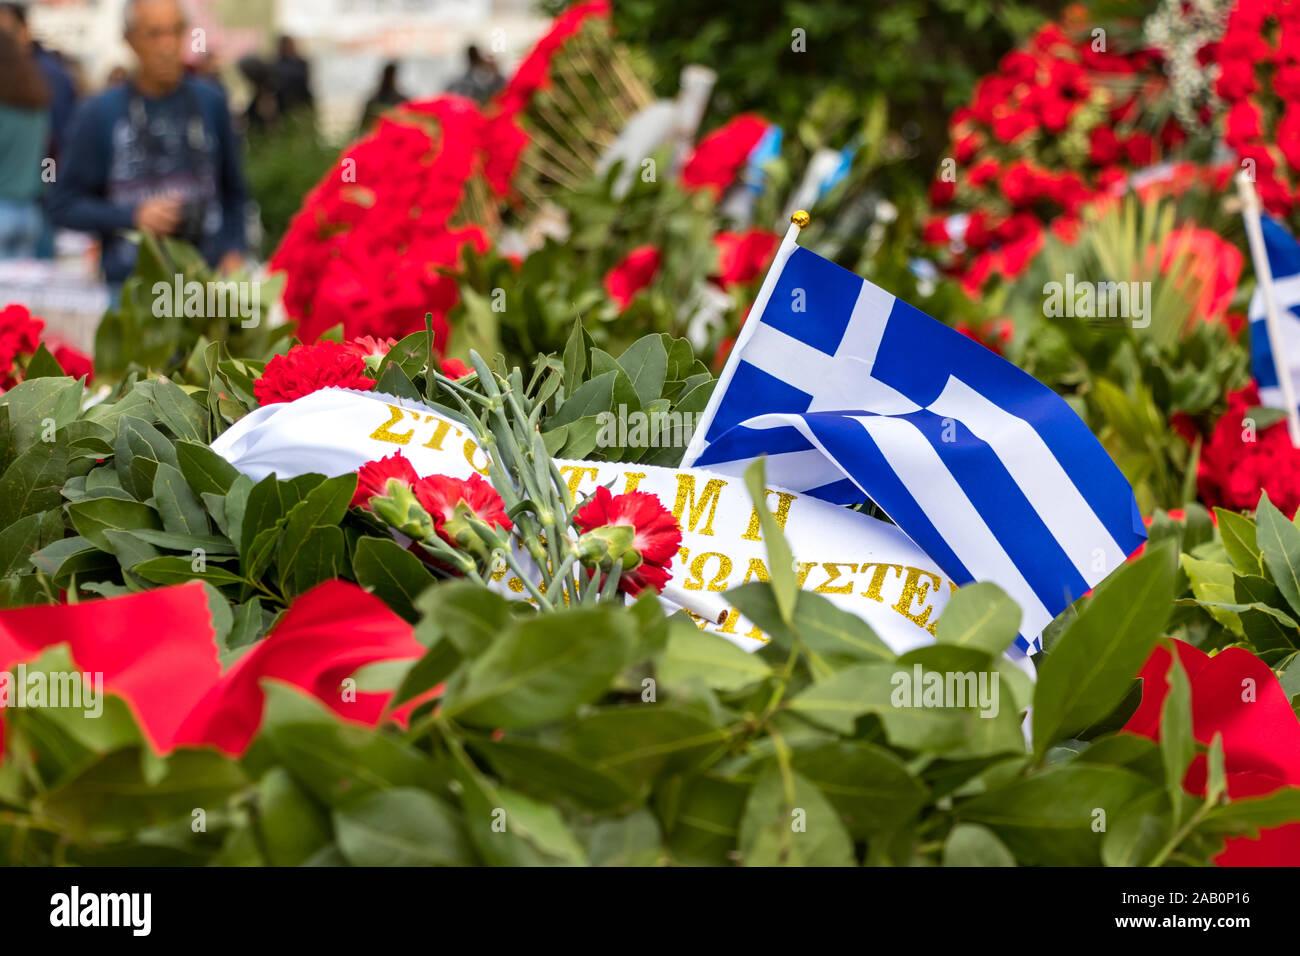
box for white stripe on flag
[744,323,841,396]
[849,415,1054,641]
[926,375,1128,584]
[708,446,850,492]
[1270,272,1300,306]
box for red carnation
[254,340,378,405]
[1124,640,1300,866]
[604,245,662,311]
[352,451,420,509]
[415,473,512,547]
[574,485,682,595]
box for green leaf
[1100,789,1170,866]
[738,765,855,866]
[254,767,333,866]
[1181,554,1244,636]
[0,440,69,529]
[1256,491,1300,617]
[67,497,163,550]
[457,774,588,866]
[657,622,771,691]
[584,809,665,866]
[153,462,209,536]
[1159,652,1195,825]
[131,555,246,587]
[0,513,43,577]
[277,474,356,586]
[239,474,286,560]
[741,459,796,624]
[334,788,471,866]
[0,377,81,452]
[1032,544,1176,755]
[414,580,513,658]
[175,440,239,496]
[470,734,638,812]
[352,536,437,622]
[23,343,65,380]
[140,379,207,442]
[617,334,669,406]
[287,526,346,595]
[958,764,1158,866]
[442,605,637,729]
[550,370,616,428]
[1215,507,1261,574]
[942,823,1016,866]
[790,741,929,838]
[935,582,1022,655]
[258,682,440,807]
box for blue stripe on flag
[706,359,813,445]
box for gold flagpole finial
[791,210,810,228]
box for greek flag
[682,240,1146,653]
[1249,215,1300,413]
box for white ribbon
[212,388,973,657]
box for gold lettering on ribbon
[559,465,600,500]
[813,561,857,595]
[682,551,733,591]
[369,404,417,445]
[463,440,491,476]
[622,471,646,494]
[893,566,943,630]
[422,418,458,451]
[859,562,904,602]
[672,474,727,537]
[740,488,797,542]
[742,557,770,584]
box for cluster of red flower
[926,12,1196,292]
[269,2,616,351]
[0,303,93,390]
[268,99,492,351]
[1203,0,1300,216]
[1198,382,1300,518]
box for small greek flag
[1248,215,1300,414]
[682,238,1146,653]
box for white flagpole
[1237,170,1300,447]
[680,210,809,466]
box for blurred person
[49,0,248,285]
[272,35,313,117]
[237,54,279,132]
[447,44,503,105]
[106,65,129,87]
[0,2,77,158]
[360,61,405,132]
[0,26,48,258]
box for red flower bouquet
[1198,383,1300,517]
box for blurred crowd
[0,0,506,290]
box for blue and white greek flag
[1249,215,1300,413]
[682,242,1146,653]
